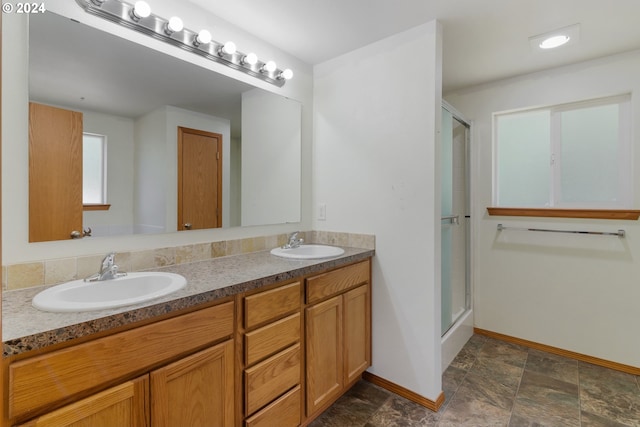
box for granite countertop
[3,247,374,357]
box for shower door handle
[441,215,459,225]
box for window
[494,94,632,209]
[83,133,107,205]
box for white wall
[446,49,640,368]
[2,1,313,264]
[134,107,169,234]
[241,89,301,226]
[22,105,138,237]
[83,110,136,236]
[230,137,242,227]
[313,21,443,400]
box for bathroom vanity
[2,247,373,427]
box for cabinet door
[305,295,343,415]
[151,340,234,427]
[344,284,371,384]
[17,376,148,427]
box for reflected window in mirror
[83,133,109,210]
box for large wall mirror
[28,11,301,242]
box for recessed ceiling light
[529,23,580,51]
[539,35,570,49]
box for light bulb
[165,16,183,34]
[279,68,293,80]
[539,35,570,49]
[131,1,151,20]
[219,41,237,56]
[194,29,212,46]
[242,52,258,66]
[262,60,277,73]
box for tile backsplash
[2,231,375,291]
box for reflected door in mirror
[177,127,222,231]
[29,102,83,242]
[25,12,303,240]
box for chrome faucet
[85,252,127,282]
[282,231,304,249]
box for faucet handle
[283,232,303,249]
[101,252,116,269]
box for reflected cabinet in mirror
[28,11,301,242]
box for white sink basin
[270,244,345,260]
[32,272,187,313]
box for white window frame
[493,94,632,209]
[82,132,108,205]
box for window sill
[83,204,111,211]
[486,207,640,220]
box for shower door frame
[441,101,472,338]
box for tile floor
[309,334,640,426]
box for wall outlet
[318,203,326,221]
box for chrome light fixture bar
[76,0,292,87]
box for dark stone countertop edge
[3,249,374,357]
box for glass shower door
[441,106,470,336]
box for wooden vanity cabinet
[7,301,235,427]
[14,341,235,427]
[16,376,149,427]
[6,256,373,427]
[239,281,303,427]
[305,294,344,414]
[305,260,371,418]
[238,259,372,425]
[151,339,235,427]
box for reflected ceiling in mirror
[30,11,251,140]
[28,11,301,239]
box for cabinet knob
[184,223,192,230]
[70,230,82,239]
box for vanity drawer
[306,260,370,304]
[9,301,234,419]
[244,343,301,415]
[244,282,301,329]
[245,385,301,427]
[245,313,301,366]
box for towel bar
[497,224,625,238]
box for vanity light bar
[76,0,292,87]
